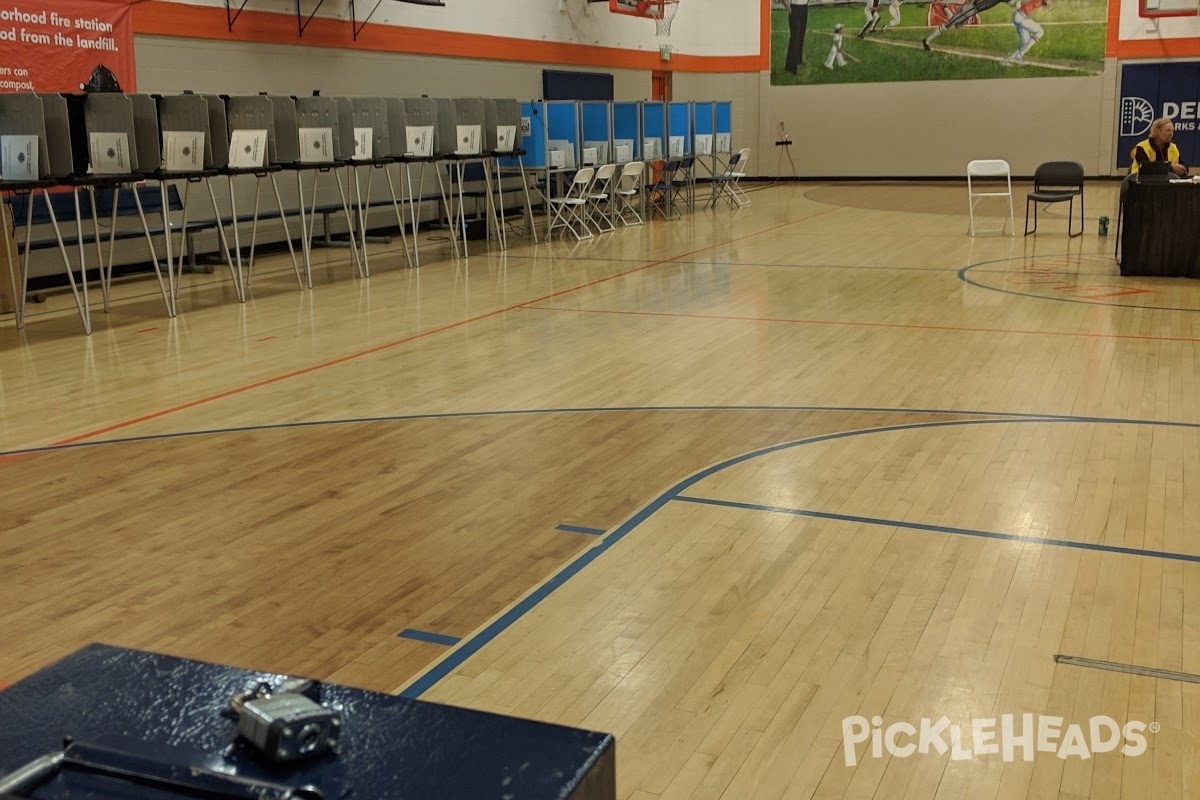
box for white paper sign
[584,140,609,163]
[0,135,38,181]
[353,127,373,161]
[520,116,532,137]
[228,129,268,169]
[299,127,333,164]
[405,125,433,158]
[614,143,633,164]
[694,134,713,155]
[496,125,516,153]
[715,133,731,153]
[162,131,205,172]
[547,140,575,168]
[89,132,130,175]
[456,124,481,156]
[643,137,662,160]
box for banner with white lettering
[0,0,135,93]
[1117,61,1200,170]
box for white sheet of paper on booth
[353,128,373,161]
[162,131,205,172]
[89,132,130,174]
[299,127,333,164]
[0,135,38,181]
[406,125,433,157]
[228,130,268,169]
[456,125,481,156]
[496,125,516,153]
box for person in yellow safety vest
[1130,117,1187,177]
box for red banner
[0,0,135,93]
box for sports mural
[770,0,1106,84]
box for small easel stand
[775,122,797,180]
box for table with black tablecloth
[1119,179,1200,277]
[0,643,615,800]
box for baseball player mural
[1003,0,1052,64]
[825,22,847,68]
[923,0,1005,49]
[860,0,901,37]
[858,0,881,37]
[884,0,902,31]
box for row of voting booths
[498,100,735,219]
[501,99,733,172]
[0,91,537,335]
[0,92,736,336]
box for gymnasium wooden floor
[3,178,1198,799]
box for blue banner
[1118,61,1200,170]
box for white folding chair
[586,163,617,232]
[966,159,1015,236]
[614,161,645,226]
[547,166,596,240]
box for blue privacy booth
[612,100,641,163]
[640,100,666,162]
[667,101,690,159]
[581,100,612,166]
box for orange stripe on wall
[1108,35,1200,59]
[1104,0,1122,58]
[133,1,767,73]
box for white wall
[154,0,760,58]
[134,35,653,97]
[757,68,1120,178]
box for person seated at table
[1130,118,1188,177]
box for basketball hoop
[648,0,680,37]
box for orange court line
[518,304,1200,344]
[133,1,768,73]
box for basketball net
[652,0,680,37]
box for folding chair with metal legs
[586,163,617,233]
[614,161,645,226]
[546,166,596,241]
[966,159,1015,236]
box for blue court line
[673,495,1200,565]
[9,403,1200,459]
[397,629,461,647]
[399,414,1200,698]
[556,524,607,536]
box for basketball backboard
[608,0,648,15]
[1140,0,1198,18]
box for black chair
[1024,160,1084,237]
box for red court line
[519,305,1200,344]
[11,205,837,457]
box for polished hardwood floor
[3,178,1198,798]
